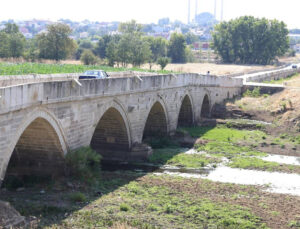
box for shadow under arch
[90,107,131,161]
[143,101,168,139]
[177,94,194,127]
[200,94,211,118]
[3,110,68,182]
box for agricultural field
[0,62,169,76]
[0,61,275,76]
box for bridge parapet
[0,73,242,115]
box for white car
[79,70,109,79]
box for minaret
[214,0,217,19]
[221,0,224,21]
[195,0,198,21]
[188,0,191,24]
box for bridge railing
[0,73,242,115]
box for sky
[0,0,299,28]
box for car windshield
[84,71,99,76]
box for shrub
[120,203,130,211]
[80,50,100,65]
[157,57,170,70]
[243,87,261,97]
[144,137,179,149]
[65,147,101,181]
[69,192,87,203]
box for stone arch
[90,104,131,161]
[177,94,194,127]
[200,94,211,118]
[143,101,168,139]
[3,109,68,180]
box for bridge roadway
[0,73,242,185]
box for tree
[0,23,25,58]
[80,50,99,65]
[0,32,9,58]
[212,16,289,65]
[131,37,151,67]
[144,36,168,69]
[23,38,39,62]
[118,20,142,34]
[94,34,120,59]
[168,33,187,63]
[75,39,94,60]
[157,57,170,70]
[116,20,151,67]
[106,40,119,67]
[37,23,77,61]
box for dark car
[292,64,297,69]
[79,70,109,79]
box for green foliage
[80,49,99,65]
[23,38,39,62]
[69,192,87,203]
[144,137,179,149]
[212,16,289,64]
[118,20,143,34]
[243,87,261,97]
[65,147,101,181]
[144,36,168,69]
[167,33,187,63]
[37,23,77,61]
[120,203,130,211]
[0,23,25,58]
[157,57,170,70]
[263,73,299,84]
[0,62,170,75]
[288,220,300,228]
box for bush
[243,87,261,97]
[120,203,130,211]
[144,136,179,149]
[80,50,99,65]
[157,57,170,70]
[65,147,101,181]
[69,192,87,203]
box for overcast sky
[0,0,299,28]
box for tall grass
[0,62,171,75]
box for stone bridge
[0,73,242,185]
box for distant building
[202,43,209,49]
[293,44,300,52]
[80,32,89,38]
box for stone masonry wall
[0,73,243,184]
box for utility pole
[188,0,191,24]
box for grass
[263,73,299,84]
[196,141,266,158]
[179,126,267,143]
[178,125,300,173]
[69,192,87,203]
[57,178,268,229]
[0,62,171,75]
[149,148,221,168]
[228,157,300,174]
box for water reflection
[155,166,300,196]
[262,154,300,166]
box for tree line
[0,20,193,70]
[212,16,289,65]
[0,17,291,67]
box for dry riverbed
[1,119,300,229]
